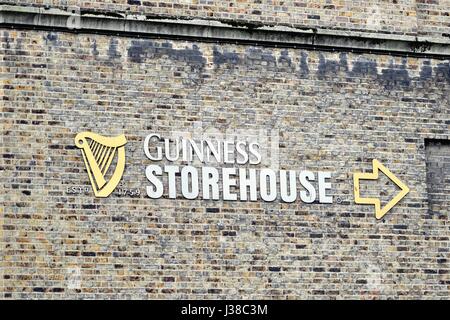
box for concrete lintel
[1,4,450,59]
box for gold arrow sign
[353,159,410,220]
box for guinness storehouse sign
[74,131,410,218]
[143,133,333,204]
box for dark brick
[269,267,281,272]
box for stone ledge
[1,4,450,59]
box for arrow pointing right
[353,159,410,220]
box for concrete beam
[1,4,450,59]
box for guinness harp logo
[75,132,127,198]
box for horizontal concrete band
[1,5,450,59]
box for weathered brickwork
[1,28,449,299]
[425,139,450,217]
[417,0,450,38]
[3,0,450,40]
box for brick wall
[417,0,450,38]
[426,139,450,217]
[1,29,449,299]
[3,0,450,40]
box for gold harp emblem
[75,132,127,198]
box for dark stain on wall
[213,46,296,73]
[419,61,432,80]
[3,31,11,50]
[317,53,348,79]
[213,47,240,65]
[379,59,411,89]
[299,52,310,77]
[278,50,292,68]
[127,40,206,86]
[127,41,205,68]
[43,32,60,48]
[245,48,277,70]
[350,58,378,77]
[434,61,450,83]
[339,53,349,73]
[45,33,58,42]
[108,38,121,59]
[91,39,99,56]
[125,41,450,89]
